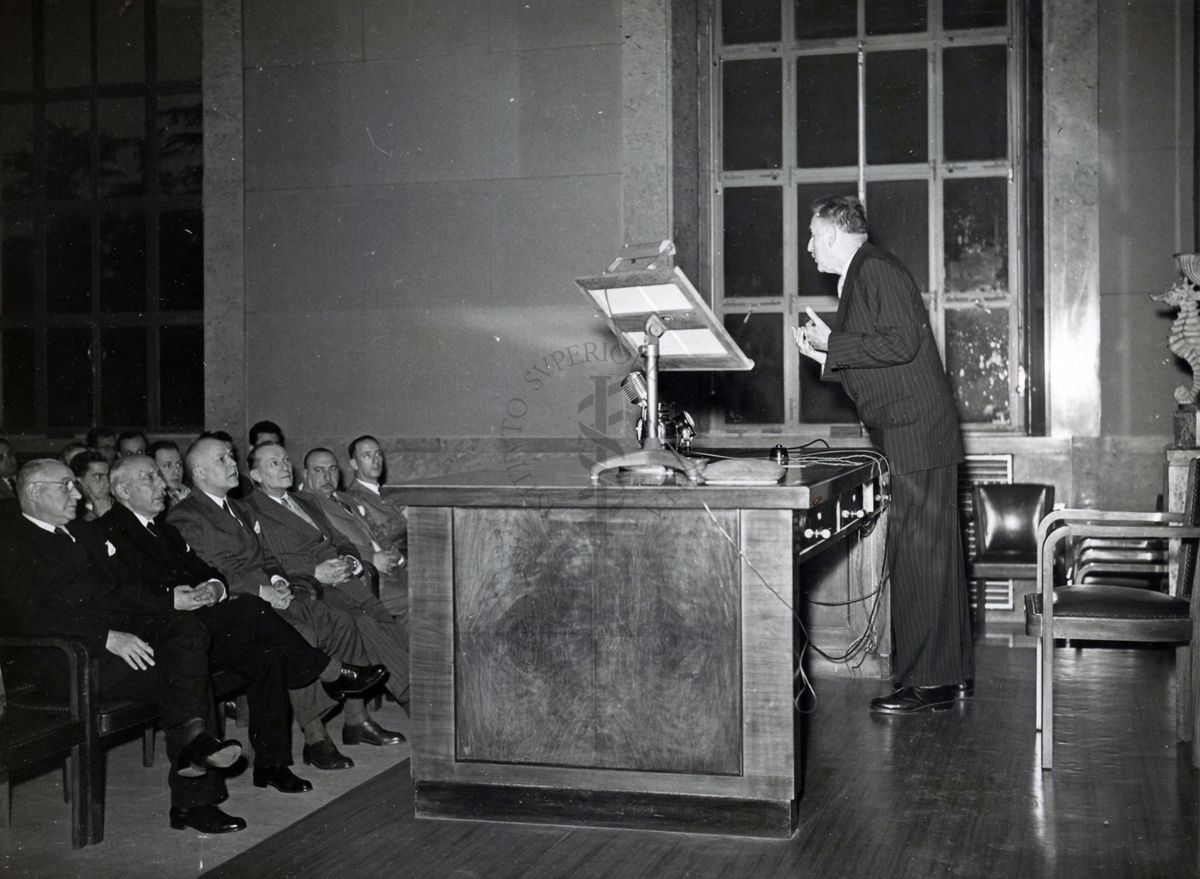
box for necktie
[145,521,159,538]
[222,499,244,528]
[55,526,75,543]
[282,493,318,529]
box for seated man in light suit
[101,454,388,793]
[246,442,410,739]
[299,447,405,600]
[0,459,244,834]
[168,436,404,761]
[345,435,408,618]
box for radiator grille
[958,454,1015,611]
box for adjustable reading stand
[574,241,754,482]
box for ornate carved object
[1153,253,1200,406]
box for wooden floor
[205,637,1200,879]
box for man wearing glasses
[0,459,247,834]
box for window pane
[944,45,1008,162]
[0,0,35,90]
[158,0,202,82]
[46,215,92,314]
[98,97,147,198]
[797,182,856,297]
[98,0,145,85]
[45,101,93,200]
[0,104,35,202]
[721,0,780,44]
[865,51,927,164]
[799,309,858,423]
[724,186,782,298]
[715,312,783,424]
[945,305,1010,424]
[100,326,147,427]
[99,212,147,313]
[865,180,929,291]
[945,0,1007,30]
[2,327,36,430]
[866,0,926,35]
[47,327,93,428]
[1,218,36,315]
[944,177,1008,295]
[796,54,857,168]
[160,324,204,429]
[722,58,781,171]
[794,0,856,40]
[43,0,92,89]
[158,95,203,195]
[159,209,203,311]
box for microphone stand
[589,314,702,482]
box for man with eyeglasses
[0,459,246,834]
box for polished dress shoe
[342,719,406,746]
[169,803,247,834]
[956,678,975,699]
[252,765,313,793]
[176,733,242,778]
[302,738,354,770]
[322,663,389,701]
[869,684,959,714]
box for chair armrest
[0,635,97,722]
[1037,509,1181,550]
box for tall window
[0,0,204,434]
[709,0,1031,433]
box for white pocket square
[253,521,261,534]
[357,505,366,516]
[105,540,117,556]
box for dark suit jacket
[299,489,377,557]
[0,515,155,652]
[166,490,288,597]
[824,243,963,474]
[344,481,407,553]
[246,491,363,589]
[98,502,227,615]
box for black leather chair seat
[1029,585,1189,620]
[1,707,83,761]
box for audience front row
[0,427,411,837]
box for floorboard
[206,639,1200,879]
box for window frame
[0,0,204,435]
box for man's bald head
[185,436,239,496]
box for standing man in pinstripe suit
[795,195,973,714]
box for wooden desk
[389,458,889,838]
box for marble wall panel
[243,0,364,67]
[1102,289,1191,436]
[488,0,621,52]
[363,0,492,59]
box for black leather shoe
[252,765,313,793]
[870,685,959,714]
[956,678,975,699]
[177,733,243,778]
[169,804,247,834]
[342,719,405,746]
[302,738,354,770]
[322,663,389,700]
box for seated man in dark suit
[100,454,387,793]
[0,459,243,834]
[247,442,410,745]
[168,436,402,767]
[345,435,408,618]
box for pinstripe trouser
[888,464,974,688]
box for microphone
[621,371,648,405]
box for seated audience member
[168,436,404,766]
[202,429,256,499]
[346,436,409,618]
[301,447,405,604]
[61,440,89,466]
[247,442,410,738]
[149,439,191,509]
[86,427,118,464]
[71,450,114,521]
[0,459,245,834]
[100,454,388,793]
[0,437,18,522]
[117,430,149,459]
[0,437,16,498]
[249,420,285,447]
